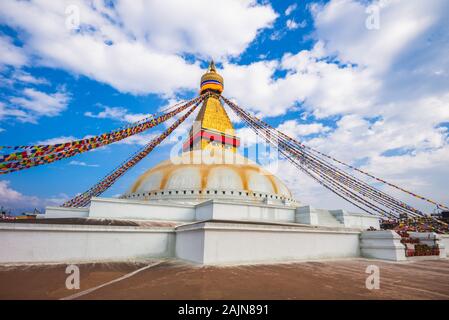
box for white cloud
[277,120,331,138]
[162,102,205,146]
[0,0,277,95]
[0,101,31,123]
[285,4,297,16]
[35,136,77,145]
[84,98,201,147]
[0,180,67,212]
[118,132,160,146]
[316,0,449,103]
[123,113,153,124]
[0,128,5,133]
[0,180,23,204]
[286,19,306,30]
[269,159,356,211]
[312,0,442,74]
[85,106,125,120]
[116,0,277,58]
[69,160,99,167]
[286,19,298,30]
[11,88,69,115]
[223,0,448,119]
[12,70,49,85]
[222,42,378,118]
[0,69,49,88]
[7,88,70,123]
[269,30,285,41]
[235,127,260,146]
[85,105,152,123]
[0,35,27,67]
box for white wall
[331,210,380,230]
[175,225,205,263]
[195,200,296,223]
[441,235,449,257]
[88,197,195,221]
[360,231,406,261]
[296,206,379,229]
[295,206,319,225]
[2,220,447,265]
[296,206,344,227]
[44,198,377,232]
[0,223,175,264]
[176,222,361,265]
[45,206,89,219]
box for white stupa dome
[123,150,294,204]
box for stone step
[317,210,345,227]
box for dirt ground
[1,258,449,300]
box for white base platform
[2,197,445,265]
[175,221,361,265]
[0,223,175,264]
[360,230,407,261]
[1,221,447,265]
[45,197,380,230]
[442,235,449,255]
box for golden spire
[209,60,217,72]
[183,61,239,153]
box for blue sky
[1,0,448,214]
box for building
[0,62,447,265]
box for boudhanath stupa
[1,62,446,265]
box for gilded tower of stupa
[124,61,293,204]
[183,61,240,153]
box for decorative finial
[200,59,223,94]
[209,60,216,72]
